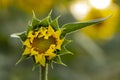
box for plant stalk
[40,63,48,80]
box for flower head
[23,25,64,66]
[11,10,109,67]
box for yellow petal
[45,53,56,60]
[36,31,43,38]
[30,48,39,56]
[45,44,56,60]
[56,39,64,50]
[44,25,55,39]
[40,27,47,35]
[35,54,45,66]
[29,37,34,43]
[48,25,55,34]
[23,47,31,55]
[35,31,39,36]
[28,31,34,38]
[23,39,31,48]
[38,27,49,39]
[45,44,56,54]
[54,30,61,38]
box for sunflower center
[32,36,56,53]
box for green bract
[11,11,110,68]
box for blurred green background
[0,0,120,80]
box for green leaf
[53,55,67,66]
[61,16,111,38]
[32,11,40,29]
[50,16,60,31]
[10,31,27,41]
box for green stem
[40,63,48,80]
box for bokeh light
[70,1,90,20]
[89,0,111,9]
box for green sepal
[59,39,73,55]
[18,31,27,41]
[62,39,72,47]
[39,16,50,27]
[50,16,60,31]
[31,11,40,30]
[48,60,54,69]
[53,55,67,66]
[61,16,111,38]
[10,31,27,41]
[27,21,33,33]
[39,10,52,27]
[48,10,53,23]
[59,47,73,55]
[32,64,39,71]
[15,55,28,65]
[50,62,54,69]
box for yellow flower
[81,3,119,40]
[11,10,108,67]
[23,25,64,66]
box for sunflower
[81,3,119,40]
[23,25,64,66]
[11,10,108,67]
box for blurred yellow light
[14,0,56,15]
[81,3,119,40]
[70,1,90,20]
[89,0,111,9]
[0,0,12,9]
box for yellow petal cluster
[23,25,64,66]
